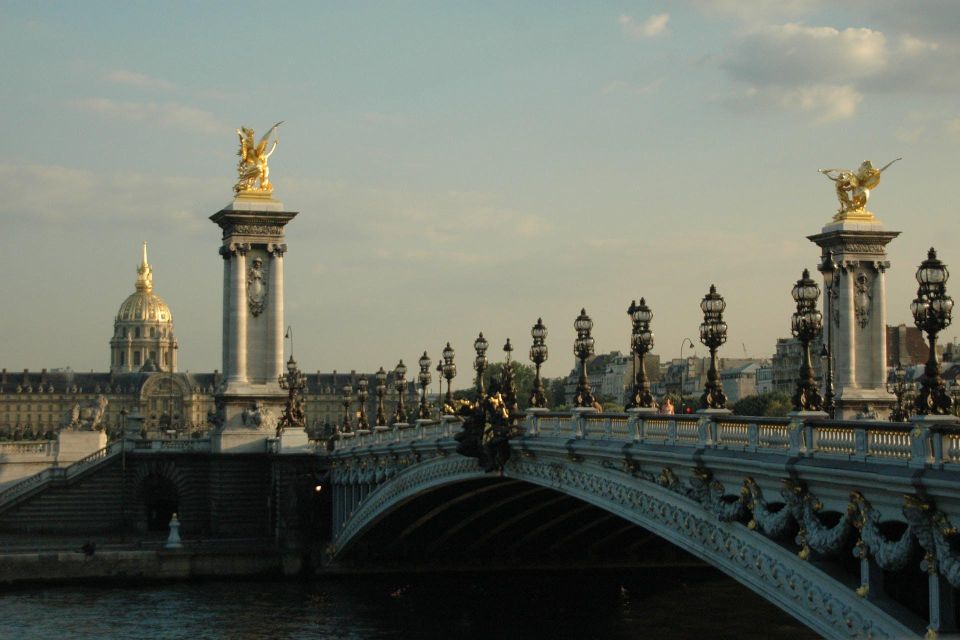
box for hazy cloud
[724,83,862,123]
[947,118,960,137]
[691,0,824,23]
[618,13,670,39]
[69,98,223,135]
[724,24,886,86]
[103,69,176,92]
[601,79,661,96]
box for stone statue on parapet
[234,121,283,195]
[66,394,109,431]
[818,158,900,220]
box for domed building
[110,243,178,373]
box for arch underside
[333,455,918,640]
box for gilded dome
[115,242,174,324]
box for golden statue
[818,158,900,221]
[234,121,283,195]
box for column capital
[267,243,288,257]
[227,242,250,256]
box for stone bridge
[328,410,960,639]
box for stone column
[874,263,889,386]
[220,246,231,379]
[844,262,857,389]
[268,244,286,380]
[229,243,248,385]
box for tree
[451,362,536,408]
[546,377,569,410]
[732,391,792,417]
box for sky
[1,1,959,382]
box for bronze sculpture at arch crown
[234,121,283,195]
[818,158,900,220]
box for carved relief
[241,400,276,431]
[854,272,872,329]
[247,257,267,316]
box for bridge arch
[332,455,916,639]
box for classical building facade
[0,246,411,440]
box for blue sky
[2,1,958,380]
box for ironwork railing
[330,410,960,468]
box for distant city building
[771,337,824,395]
[886,324,932,367]
[756,365,774,395]
[0,246,410,439]
[721,362,763,404]
[563,351,662,406]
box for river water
[0,568,816,639]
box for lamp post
[374,367,388,427]
[699,285,728,410]
[277,354,307,434]
[442,342,457,413]
[817,251,837,417]
[340,383,353,433]
[418,351,432,420]
[356,377,370,431]
[393,360,408,424]
[573,308,596,408]
[911,248,954,415]
[627,298,655,409]
[501,338,519,414]
[678,337,695,412]
[887,361,910,422]
[529,318,548,408]
[474,332,489,398]
[790,269,824,412]
[436,360,444,413]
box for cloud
[947,118,960,137]
[601,79,661,96]
[618,13,670,39]
[69,98,223,135]
[724,84,862,123]
[724,23,887,86]
[103,69,176,92]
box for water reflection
[0,568,816,639]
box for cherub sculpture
[818,158,900,217]
[235,122,283,194]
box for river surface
[0,568,817,639]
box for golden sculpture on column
[234,121,283,195]
[818,158,901,222]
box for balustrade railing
[0,440,57,456]
[329,408,960,468]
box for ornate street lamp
[699,285,728,410]
[817,251,838,417]
[418,351,432,420]
[374,366,388,427]
[911,248,954,415]
[442,342,457,412]
[529,318,549,408]
[501,338,519,414]
[341,383,353,433]
[474,332,489,398]
[393,360,408,424]
[887,361,910,422]
[573,308,596,408]
[277,355,307,434]
[790,269,824,412]
[627,298,656,409]
[356,377,370,431]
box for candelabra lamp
[356,377,370,431]
[626,298,656,409]
[698,285,728,410]
[277,355,307,433]
[418,351,432,420]
[817,251,838,417]
[573,308,596,408]
[887,362,910,422]
[911,248,954,415]
[341,383,353,433]
[528,318,549,408]
[474,332,489,398]
[790,269,824,412]
[501,338,519,414]
[442,342,457,413]
[393,360,408,424]
[374,366,388,427]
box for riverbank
[0,542,303,587]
